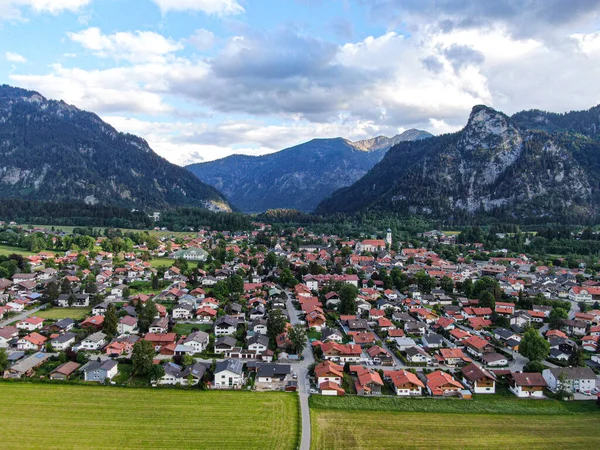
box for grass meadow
[310,396,600,450]
[0,383,299,450]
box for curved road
[285,291,314,450]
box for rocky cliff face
[186,129,432,213]
[0,85,231,211]
[316,104,600,222]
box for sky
[2,1,600,165]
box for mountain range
[186,129,432,212]
[0,85,231,212]
[316,104,600,223]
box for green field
[37,308,92,320]
[172,323,213,335]
[310,396,600,450]
[0,383,299,450]
[150,258,195,269]
[150,258,177,268]
[0,245,35,257]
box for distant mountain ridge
[0,85,231,211]
[316,103,600,224]
[186,129,432,212]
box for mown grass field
[310,396,600,450]
[37,308,92,320]
[172,323,213,335]
[0,244,35,257]
[0,383,299,450]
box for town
[0,222,598,405]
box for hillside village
[0,223,599,402]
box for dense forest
[0,199,153,228]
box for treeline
[0,199,152,228]
[159,207,252,232]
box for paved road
[0,305,43,327]
[285,290,314,450]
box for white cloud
[68,27,183,63]
[151,0,244,16]
[188,29,216,51]
[0,0,90,21]
[5,51,26,63]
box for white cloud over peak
[5,51,27,63]
[151,0,244,16]
[0,0,90,21]
[68,27,183,63]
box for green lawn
[150,258,177,268]
[311,410,600,450]
[310,396,600,450]
[172,323,213,335]
[0,245,35,257]
[0,383,299,450]
[37,308,92,320]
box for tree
[523,360,545,372]
[149,364,165,383]
[478,290,496,309]
[212,280,230,301]
[43,280,60,304]
[568,346,585,367]
[103,303,118,337]
[339,284,358,315]
[132,340,155,376]
[288,324,307,355]
[182,354,195,366]
[440,276,454,294]
[267,308,287,343]
[265,252,277,269]
[463,278,474,298]
[555,372,572,400]
[519,328,550,362]
[473,276,501,299]
[137,299,158,333]
[61,278,72,294]
[228,274,244,293]
[0,348,8,376]
[549,307,568,330]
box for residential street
[285,290,314,450]
[0,305,43,327]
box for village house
[461,363,496,394]
[351,365,384,396]
[509,372,546,398]
[80,331,107,351]
[183,330,210,354]
[542,367,596,394]
[16,316,44,331]
[82,359,118,382]
[17,332,47,351]
[214,315,238,336]
[4,352,51,378]
[49,361,80,380]
[50,332,76,351]
[426,370,463,396]
[315,361,344,386]
[117,316,138,334]
[213,359,245,388]
[386,369,425,396]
